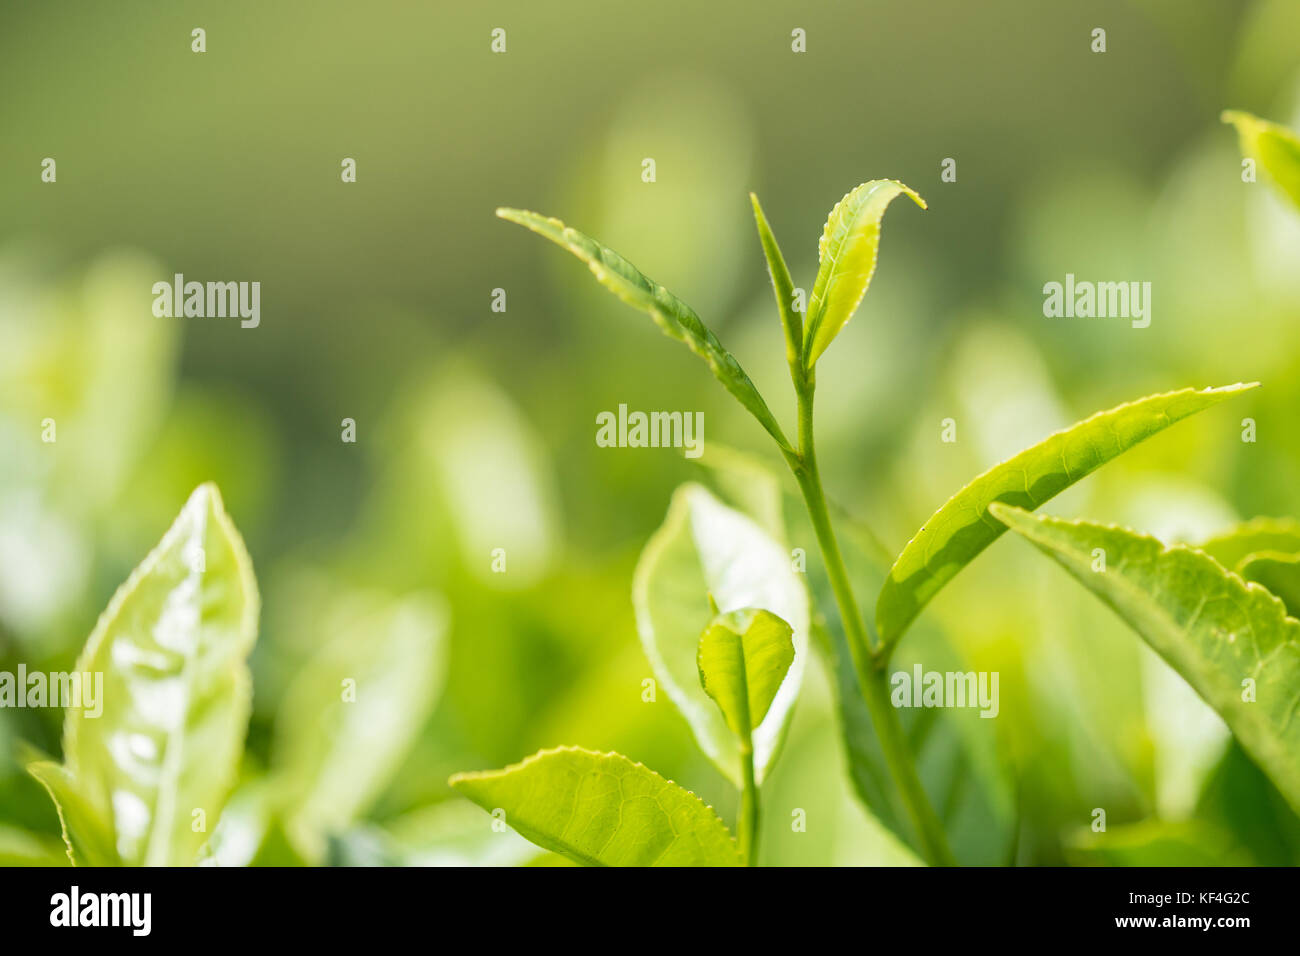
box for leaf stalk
[738,739,759,866]
[786,375,955,866]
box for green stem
[785,374,955,867]
[738,740,759,866]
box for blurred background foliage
[2,0,1299,865]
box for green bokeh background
[3,0,1300,865]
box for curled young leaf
[1222,110,1300,211]
[803,180,926,368]
[749,192,802,374]
[449,747,741,866]
[877,384,1256,653]
[497,207,793,454]
[991,503,1300,814]
[697,607,795,739]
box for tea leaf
[449,747,742,866]
[1222,110,1300,210]
[877,384,1256,653]
[749,192,802,373]
[633,484,808,785]
[25,763,118,866]
[699,464,1015,864]
[497,208,793,453]
[1239,552,1300,619]
[697,607,795,737]
[990,503,1300,814]
[803,180,926,368]
[30,483,258,866]
[1198,516,1300,572]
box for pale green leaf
[449,747,741,866]
[803,180,926,367]
[990,503,1300,814]
[749,192,802,372]
[633,483,808,784]
[31,483,258,866]
[697,607,795,738]
[1223,110,1300,210]
[273,590,447,856]
[497,207,792,453]
[877,384,1256,652]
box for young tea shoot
[452,179,1270,866]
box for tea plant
[983,109,1300,814]
[964,111,1300,825]
[450,179,1294,865]
[24,483,447,866]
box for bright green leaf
[991,503,1300,814]
[698,608,795,738]
[1222,110,1300,210]
[30,483,258,866]
[877,384,1256,652]
[449,747,741,866]
[803,180,926,368]
[497,207,792,453]
[633,484,808,785]
[749,192,802,373]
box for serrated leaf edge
[988,502,1300,630]
[449,745,742,863]
[878,384,1258,640]
[43,483,259,866]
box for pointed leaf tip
[492,207,794,453]
[803,179,925,367]
[33,484,259,865]
[878,384,1254,652]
